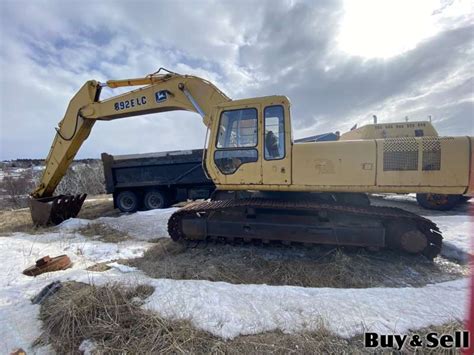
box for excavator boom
[31,70,230,224]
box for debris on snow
[31,281,62,305]
[0,232,154,354]
[23,255,72,277]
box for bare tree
[0,168,35,207]
[0,160,106,209]
[55,161,105,196]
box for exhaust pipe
[30,194,87,226]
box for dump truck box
[101,149,215,212]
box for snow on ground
[143,278,468,339]
[431,215,472,262]
[58,207,178,240]
[0,232,153,354]
[0,228,470,353]
[83,197,113,203]
[0,197,471,352]
[57,218,91,231]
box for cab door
[208,104,262,186]
[261,103,291,185]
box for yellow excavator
[31,68,474,259]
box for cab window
[264,105,285,160]
[214,149,258,174]
[215,108,258,175]
[217,108,257,148]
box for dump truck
[30,68,474,259]
[101,150,215,212]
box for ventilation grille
[383,138,418,171]
[422,138,441,171]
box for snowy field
[0,195,471,353]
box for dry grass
[401,321,466,354]
[0,195,118,235]
[77,223,130,243]
[0,207,39,235]
[76,195,120,220]
[85,262,112,272]
[36,282,466,354]
[128,239,468,288]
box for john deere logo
[155,90,168,103]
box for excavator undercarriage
[168,192,442,259]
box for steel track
[168,198,443,259]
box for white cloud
[337,0,440,58]
[0,0,472,160]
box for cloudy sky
[0,0,472,160]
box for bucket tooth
[30,194,87,226]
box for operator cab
[207,96,292,186]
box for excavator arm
[31,70,230,224]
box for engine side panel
[375,136,470,189]
[289,137,471,194]
[292,140,376,186]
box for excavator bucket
[30,194,87,226]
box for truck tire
[416,193,461,211]
[144,190,169,210]
[116,191,139,212]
